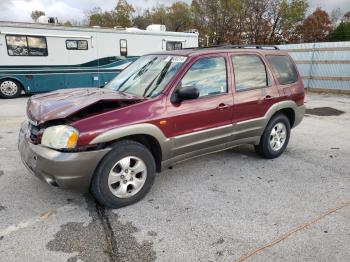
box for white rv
[0,21,198,98]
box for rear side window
[181,57,227,97]
[232,55,268,91]
[267,55,298,85]
[6,35,48,56]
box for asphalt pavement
[0,92,349,262]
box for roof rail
[183,44,279,50]
[220,44,279,50]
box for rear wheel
[0,79,22,99]
[91,140,156,209]
[255,114,290,159]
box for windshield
[105,55,187,97]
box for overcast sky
[0,0,348,23]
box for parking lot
[0,92,349,262]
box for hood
[27,88,145,125]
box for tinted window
[27,36,48,56]
[166,41,182,51]
[267,55,298,85]
[66,40,88,50]
[232,55,267,91]
[6,36,28,56]
[181,57,227,97]
[6,35,47,56]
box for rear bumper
[293,105,306,128]
[18,122,111,192]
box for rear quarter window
[267,55,298,85]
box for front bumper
[18,122,111,192]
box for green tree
[31,10,45,22]
[89,10,116,27]
[167,2,192,32]
[88,1,135,28]
[149,5,169,25]
[114,0,135,27]
[329,21,350,41]
[269,0,309,43]
[133,9,152,29]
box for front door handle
[216,103,229,110]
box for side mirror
[171,86,199,104]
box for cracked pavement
[0,93,350,261]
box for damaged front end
[18,87,146,191]
[25,88,145,148]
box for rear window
[267,55,298,85]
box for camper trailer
[0,22,198,98]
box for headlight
[41,125,79,150]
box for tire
[91,140,156,209]
[255,114,291,159]
[0,79,22,99]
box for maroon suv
[18,46,305,208]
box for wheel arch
[90,123,171,172]
[109,134,163,172]
[264,100,298,128]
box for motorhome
[0,22,198,98]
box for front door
[166,54,234,157]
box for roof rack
[184,44,279,50]
[219,44,279,50]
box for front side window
[181,57,227,97]
[66,40,88,50]
[166,41,183,51]
[267,55,298,85]
[6,35,47,56]
[232,55,268,91]
[105,55,187,98]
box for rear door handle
[216,103,229,110]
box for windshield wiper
[144,58,173,97]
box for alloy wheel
[108,156,147,198]
[269,122,287,151]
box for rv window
[6,35,47,56]
[66,40,88,50]
[27,36,48,56]
[120,39,127,56]
[166,41,182,51]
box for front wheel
[91,140,156,209]
[255,114,291,159]
[0,79,22,99]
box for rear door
[166,54,234,157]
[231,53,279,140]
